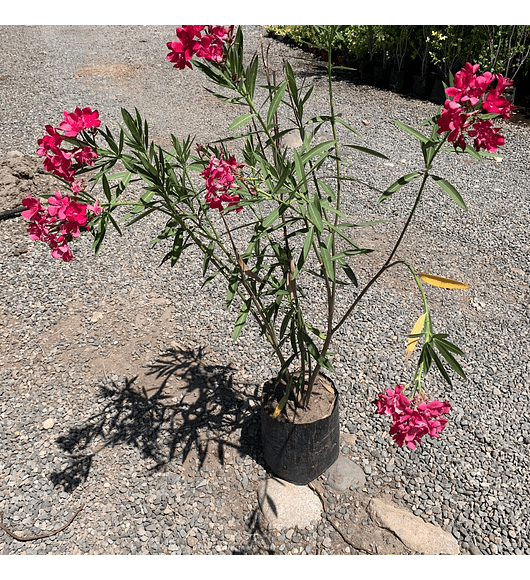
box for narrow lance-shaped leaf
[405,312,427,360]
[378,172,422,203]
[430,345,454,387]
[300,139,336,165]
[233,298,251,341]
[344,144,388,159]
[417,273,470,289]
[319,238,335,283]
[284,60,298,106]
[434,338,467,380]
[337,258,358,286]
[229,113,257,131]
[394,119,429,144]
[431,175,468,211]
[308,193,324,234]
[244,54,259,100]
[295,226,314,278]
[267,80,288,129]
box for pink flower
[375,384,451,449]
[167,26,205,70]
[167,25,233,70]
[71,180,86,194]
[61,200,89,238]
[59,107,101,136]
[201,153,244,212]
[437,100,467,149]
[21,196,45,221]
[467,119,505,152]
[37,125,64,156]
[437,63,513,153]
[48,236,73,262]
[42,147,75,183]
[73,145,98,166]
[27,221,49,241]
[375,384,411,416]
[47,190,71,220]
[87,199,102,216]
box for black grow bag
[261,376,340,485]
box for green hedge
[265,25,530,81]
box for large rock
[258,478,323,530]
[325,456,366,491]
[367,497,460,555]
[0,152,57,215]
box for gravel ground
[1,25,529,556]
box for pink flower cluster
[201,153,243,212]
[21,191,101,262]
[375,384,451,449]
[37,107,100,184]
[436,63,515,152]
[166,25,234,70]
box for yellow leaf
[272,405,281,419]
[405,313,426,360]
[417,273,470,289]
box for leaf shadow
[48,344,265,492]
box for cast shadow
[48,344,265,492]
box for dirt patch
[74,63,141,82]
[262,373,336,424]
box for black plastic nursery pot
[389,69,409,94]
[411,74,433,100]
[260,374,340,486]
[429,76,446,105]
[373,65,390,89]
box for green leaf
[262,206,280,229]
[431,175,468,210]
[378,172,422,203]
[202,241,216,276]
[284,60,298,105]
[244,54,259,100]
[229,113,257,131]
[267,80,288,129]
[233,298,251,341]
[395,119,429,144]
[433,335,466,357]
[301,84,314,107]
[300,139,336,165]
[319,240,335,282]
[308,194,324,234]
[160,228,189,268]
[335,117,359,136]
[101,173,112,202]
[293,149,308,195]
[305,322,326,340]
[121,108,142,144]
[430,346,454,387]
[296,226,314,278]
[226,269,240,308]
[331,248,367,261]
[302,331,335,373]
[434,338,467,380]
[344,144,388,159]
[279,309,293,339]
[421,140,438,166]
[337,258,358,286]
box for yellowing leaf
[417,273,470,289]
[272,405,281,419]
[405,313,426,360]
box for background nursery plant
[22,25,515,452]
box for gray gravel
[1,25,530,555]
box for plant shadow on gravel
[48,345,265,492]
